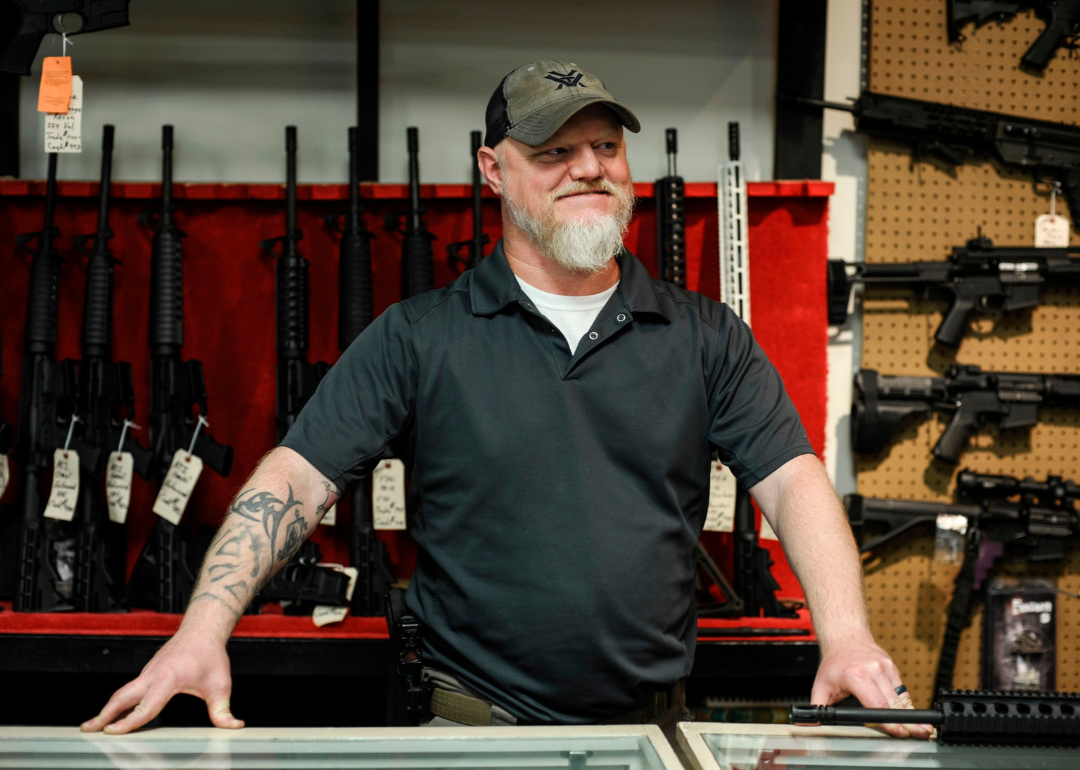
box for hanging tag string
[186,416,208,461]
[63,415,82,458]
[1050,183,1060,222]
[117,419,140,455]
[57,15,75,57]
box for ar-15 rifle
[261,126,328,443]
[789,90,1080,231]
[385,127,435,298]
[947,0,1080,73]
[70,125,154,612]
[248,541,350,615]
[792,690,1080,746]
[326,126,395,618]
[446,130,489,272]
[656,128,686,286]
[126,126,233,614]
[845,469,1078,695]
[11,153,101,611]
[828,232,1080,346]
[0,0,131,75]
[247,126,349,616]
[852,364,1080,464]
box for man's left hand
[811,640,933,740]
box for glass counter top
[0,725,681,770]
[677,723,1079,770]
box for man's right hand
[80,628,243,735]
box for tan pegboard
[860,1,1080,707]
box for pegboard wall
[859,1,1080,708]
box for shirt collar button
[617,314,626,322]
[589,331,599,340]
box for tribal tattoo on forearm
[189,480,338,618]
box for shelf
[0,179,835,201]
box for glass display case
[0,725,681,769]
[677,723,1079,770]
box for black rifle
[385,127,435,298]
[248,541,350,615]
[0,0,131,75]
[790,90,1080,231]
[845,470,1078,695]
[446,130,489,272]
[828,232,1080,346]
[852,364,1080,464]
[126,126,233,614]
[326,127,394,618]
[260,126,328,443]
[947,0,1080,72]
[385,586,431,726]
[732,487,798,618]
[70,125,154,612]
[656,128,686,286]
[11,153,100,611]
[792,690,1080,746]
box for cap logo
[544,69,584,90]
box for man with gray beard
[83,60,929,742]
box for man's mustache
[552,180,623,201]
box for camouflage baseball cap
[484,60,641,149]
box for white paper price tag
[704,462,737,532]
[153,449,204,525]
[312,566,358,627]
[106,451,134,524]
[44,75,82,153]
[0,454,9,503]
[321,503,337,526]
[1035,214,1070,248]
[44,448,80,521]
[373,459,406,530]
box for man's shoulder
[397,271,474,325]
[651,280,739,334]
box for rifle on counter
[11,153,101,611]
[261,126,328,443]
[327,126,395,617]
[385,127,435,298]
[655,128,686,286]
[846,470,1078,696]
[947,0,1080,73]
[786,90,1080,230]
[71,125,155,612]
[828,232,1080,346]
[793,690,1080,746]
[852,364,1080,464]
[446,130,489,272]
[126,126,233,614]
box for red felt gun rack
[0,179,831,643]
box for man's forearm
[750,454,872,652]
[181,447,341,639]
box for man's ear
[477,146,503,196]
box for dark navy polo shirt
[281,240,813,723]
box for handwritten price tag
[373,459,406,530]
[153,449,204,525]
[1035,214,1070,248]
[44,75,82,154]
[704,462,737,532]
[106,451,134,524]
[44,449,80,521]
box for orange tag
[38,57,72,114]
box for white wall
[16,0,777,184]
[821,0,866,495]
